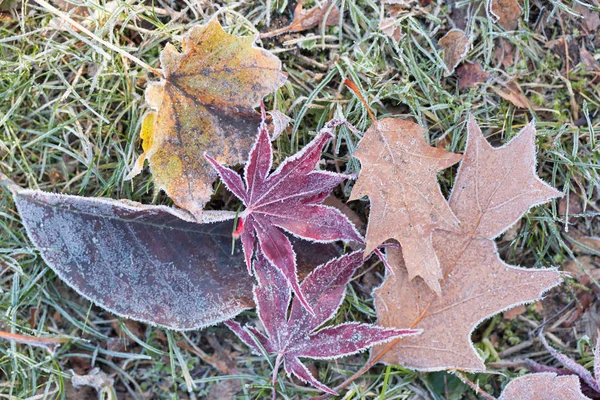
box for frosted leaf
[226,251,420,395]
[372,117,563,371]
[14,190,336,330]
[206,118,364,312]
[349,117,462,293]
[500,373,590,400]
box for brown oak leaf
[127,19,286,217]
[500,373,590,400]
[372,117,563,370]
[438,29,471,76]
[350,118,462,294]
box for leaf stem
[272,353,283,400]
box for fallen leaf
[559,193,584,224]
[438,29,471,76]
[500,373,590,400]
[571,235,600,255]
[372,117,563,371]
[449,1,472,31]
[260,0,340,38]
[71,368,114,394]
[10,186,336,330]
[268,110,293,140]
[532,335,600,398]
[14,188,250,330]
[54,0,89,16]
[349,118,462,294]
[323,195,365,234]
[380,18,403,42]
[560,256,600,329]
[493,80,531,108]
[63,378,96,400]
[207,379,242,400]
[546,36,580,67]
[226,251,419,395]
[501,219,522,242]
[127,19,286,218]
[456,62,489,89]
[488,0,522,31]
[495,39,516,68]
[206,120,363,311]
[575,4,600,34]
[576,302,600,345]
[580,47,600,72]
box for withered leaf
[267,110,293,140]
[488,0,522,31]
[380,18,403,42]
[372,117,562,371]
[493,79,531,109]
[350,118,462,294]
[71,368,115,394]
[456,62,489,90]
[500,373,590,400]
[575,4,600,34]
[260,0,340,38]
[11,188,336,330]
[580,47,600,72]
[127,19,286,218]
[495,39,516,68]
[438,29,471,76]
[536,334,600,397]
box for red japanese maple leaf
[225,250,419,396]
[205,119,364,311]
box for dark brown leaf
[456,62,489,90]
[575,4,600,34]
[12,188,336,330]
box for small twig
[497,339,534,359]
[34,0,162,77]
[0,330,69,355]
[453,371,496,400]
